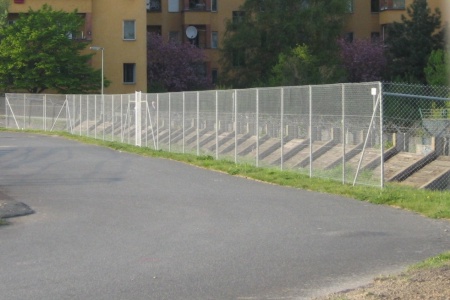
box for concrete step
[283,141,329,169]
[370,151,434,181]
[265,138,308,166]
[401,156,450,189]
[204,131,235,151]
[316,143,363,170]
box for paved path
[1,132,449,300]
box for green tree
[385,0,445,83]
[424,49,449,86]
[220,0,348,88]
[0,5,107,94]
[0,0,9,27]
[270,44,344,86]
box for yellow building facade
[148,0,448,85]
[147,0,242,85]
[6,1,449,93]
[8,0,148,94]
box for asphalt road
[1,132,449,300]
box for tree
[424,49,449,86]
[337,38,387,82]
[270,44,345,86]
[220,0,348,88]
[0,0,8,28]
[385,0,445,83]
[147,33,212,92]
[0,5,106,94]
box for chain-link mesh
[382,83,450,190]
[0,83,393,188]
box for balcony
[184,0,210,12]
[147,0,161,12]
[380,0,405,11]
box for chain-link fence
[382,82,450,190]
[1,83,383,188]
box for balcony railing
[380,0,405,11]
[188,2,207,11]
[147,0,161,12]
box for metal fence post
[168,93,171,152]
[353,90,382,186]
[87,95,90,137]
[182,92,185,154]
[342,84,346,184]
[23,94,26,129]
[215,90,219,160]
[94,95,97,139]
[280,87,284,170]
[43,94,47,131]
[120,95,123,142]
[309,85,313,178]
[234,89,238,164]
[256,88,259,167]
[135,91,142,147]
[156,93,160,150]
[379,82,384,188]
[197,91,200,156]
[111,95,115,141]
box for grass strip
[410,251,450,270]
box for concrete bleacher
[132,118,450,190]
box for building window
[232,11,245,24]
[380,0,405,11]
[188,25,207,48]
[211,31,218,49]
[123,63,136,84]
[371,0,379,12]
[168,0,179,12]
[147,25,162,35]
[347,0,353,13]
[211,0,217,12]
[344,32,354,43]
[123,20,136,40]
[195,63,207,78]
[169,31,180,43]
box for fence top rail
[383,92,450,102]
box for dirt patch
[315,263,450,300]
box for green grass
[2,127,450,221]
[0,218,8,226]
[410,251,450,270]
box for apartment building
[8,0,147,94]
[345,0,449,41]
[5,1,448,93]
[146,0,242,85]
[148,0,448,85]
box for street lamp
[89,46,104,95]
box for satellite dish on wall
[186,26,198,39]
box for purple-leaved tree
[147,33,213,92]
[338,38,387,83]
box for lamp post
[90,46,105,140]
[89,46,104,95]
